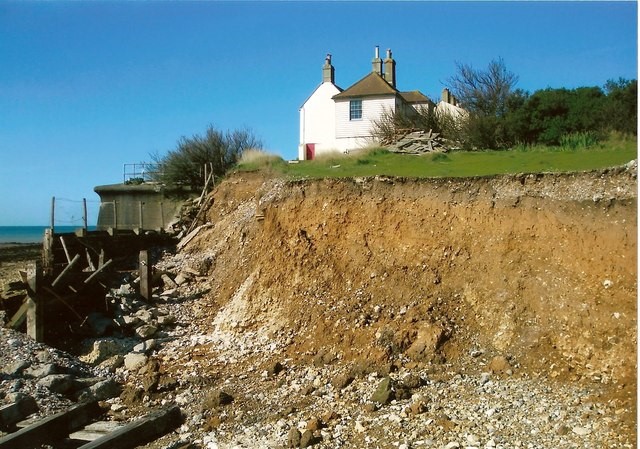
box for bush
[152,125,262,188]
[236,149,284,171]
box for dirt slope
[145,166,636,447]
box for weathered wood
[26,260,44,342]
[42,286,85,321]
[51,253,81,288]
[177,223,213,251]
[7,296,29,329]
[0,401,102,449]
[0,396,38,431]
[60,236,72,264]
[77,405,182,449]
[85,248,96,271]
[84,259,113,285]
[139,250,151,301]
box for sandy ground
[0,243,41,290]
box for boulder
[37,374,75,395]
[135,324,158,339]
[124,353,148,371]
[371,377,394,405]
[77,378,122,402]
[405,322,446,362]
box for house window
[350,100,362,120]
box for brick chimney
[384,48,396,87]
[322,53,335,83]
[372,46,383,75]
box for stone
[306,417,324,431]
[86,312,114,336]
[122,315,141,327]
[332,373,354,390]
[124,353,148,371]
[133,339,157,353]
[267,361,284,377]
[409,399,428,415]
[98,355,125,372]
[2,360,29,376]
[371,377,394,405]
[157,315,177,326]
[287,428,301,448]
[25,363,58,378]
[135,309,155,324]
[202,390,234,409]
[300,429,318,447]
[135,324,158,339]
[400,373,424,389]
[488,355,512,375]
[81,339,132,366]
[405,322,446,362]
[77,378,122,402]
[37,374,75,395]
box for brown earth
[170,168,636,439]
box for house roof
[400,90,432,104]
[332,72,398,100]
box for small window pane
[350,100,362,120]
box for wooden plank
[26,260,44,342]
[77,405,181,449]
[60,236,72,264]
[51,253,81,287]
[84,259,113,285]
[7,297,29,329]
[0,396,38,431]
[0,401,102,449]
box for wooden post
[139,250,151,301]
[83,198,88,231]
[26,260,44,342]
[43,228,54,275]
[50,197,55,235]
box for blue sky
[0,1,637,225]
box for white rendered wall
[299,82,341,159]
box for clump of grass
[431,152,451,162]
[559,131,601,150]
[236,148,284,171]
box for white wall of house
[298,82,342,160]
[437,101,467,119]
[335,96,396,145]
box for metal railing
[123,163,163,183]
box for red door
[306,143,315,160]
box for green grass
[236,136,637,180]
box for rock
[133,339,157,353]
[300,429,318,447]
[405,322,446,362]
[444,442,460,449]
[135,309,155,324]
[2,360,29,376]
[81,339,132,366]
[37,374,75,395]
[306,417,324,431]
[174,272,191,286]
[409,398,428,415]
[488,355,512,375]
[98,355,125,372]
[371,377,394,405]
[267,361,284,377]
[157,315,177,326]
[162,274,178,288]
[400,373,424,389]
[202,390,234,409]
[124,353,148,371]
[603,279,614,289]
[77,378,122,402]
[135,324,158,339]
[287,428,301,448]
[25,363,58,378]
[332,373,354,390]
[86,312,114,336]
[572,426,591,436]
[122,315,141,327]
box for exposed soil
[143,166,635,447]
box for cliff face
[187,169,636,384]
[150,166,636,447]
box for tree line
[378,58,637,151]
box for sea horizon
[0,225,97,244]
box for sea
[0,226,97,244]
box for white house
[298,47,465,160]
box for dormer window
[350,100,362,120]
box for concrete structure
[94,183,194,233]
[298,47,465,160]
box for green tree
[603,78,637,135]
[152,125,262,188]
